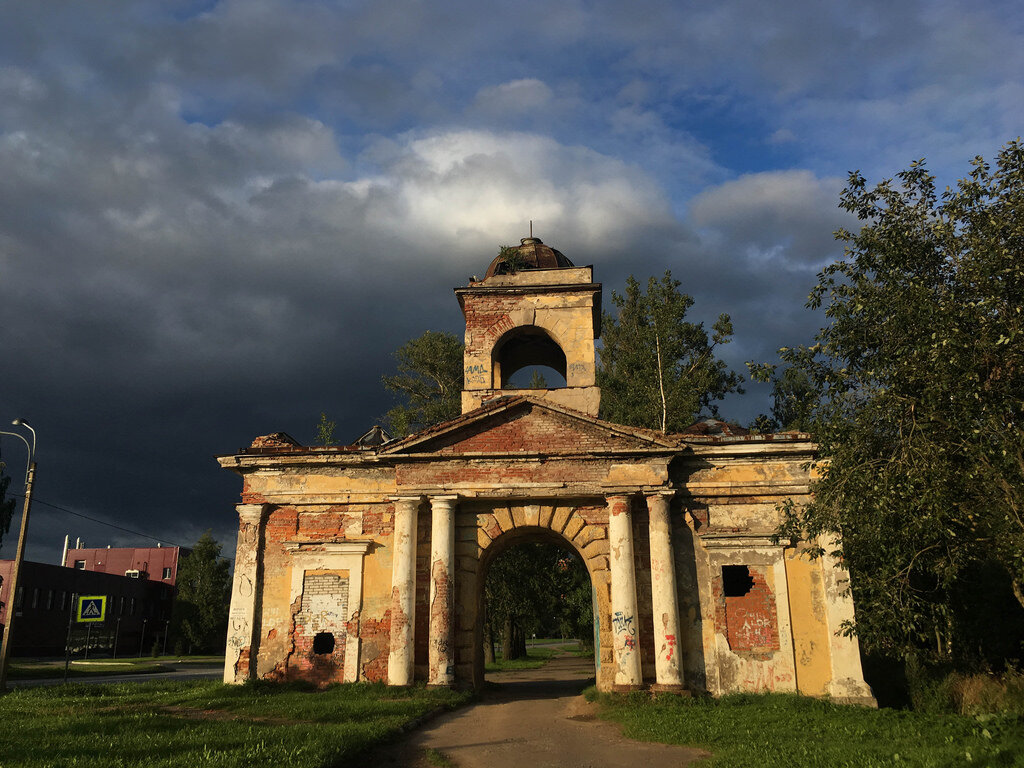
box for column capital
[235,503,270,525]
[644,489,677,500]
[605,493,635,517]
[429,495,459,509]
[602,489,639,499]
[645,491,674,521]
[389,494,424,508]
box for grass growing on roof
[0,678,471,767]
[590,688,1024,767]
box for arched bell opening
[492,326,568,389]
[505,365,567,389]
[474,526,597,689]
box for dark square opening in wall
[312,632,335,655]
[722,565,755,597]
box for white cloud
[350,130,680,252]
[690,170,850,267]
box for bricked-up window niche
[722,564,755,597]
[312,632,335,655]
[493,326,567,388]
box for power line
[6,492,234,562]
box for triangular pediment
[381,396,679,456]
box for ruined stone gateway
[219,237,875,703]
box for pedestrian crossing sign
[77,595,106,623]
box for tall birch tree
[598,272,742,433]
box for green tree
[0,447,16,549]
[485,543,592,660]
[382,330,464,437]
[527,369,547,389]
[751,366,818,433]
[754,141,1024,665]
[598,272,742,433]
[171,531,231,654]
[770,366,816,431]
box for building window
[15,586,23,610]
[74,560,86,570]
[162,567,172,579]
[59,591,67,610]
[46,589,54,610]
[31,588,39,609]
[130,598,136,616]
[119,596,125,615]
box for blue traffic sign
[76,595,106,623]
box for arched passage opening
[474,526,598,688]
[492,326,568,389]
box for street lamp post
[0,419,37,692]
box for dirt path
[369,653,708,768]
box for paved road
[370,653,707,768]
[7,662,222,688]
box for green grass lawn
[485,646,559,672]
[592,689,1024,767]
[0,679,471,767]
[8,655,225,680]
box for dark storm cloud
[0,0,1019,564]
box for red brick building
[63,545,187,585]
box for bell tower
[455,237,602,416]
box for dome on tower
[483,237,575,278]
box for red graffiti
[665,634,676,662]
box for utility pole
[0,419,37,692]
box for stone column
[224,503,270,684]
[607,494,643,689]
[646,491,684,690]
[388,496,421,686]
[428,495,458,686]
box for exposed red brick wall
[361,504,395,537]
[575,505,607,525]
[266,506,299,540]
[463,296,522,359]
[296,508,350,539]
[429,405,640,454]
[287,630,346,686]
[713,566,780,658]
[240,478,267,505]
[353,611,391,682]
[235,647,251,676]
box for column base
[827,678,878,708]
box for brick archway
[457,501,614,690]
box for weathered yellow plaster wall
[784,548,833,696]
